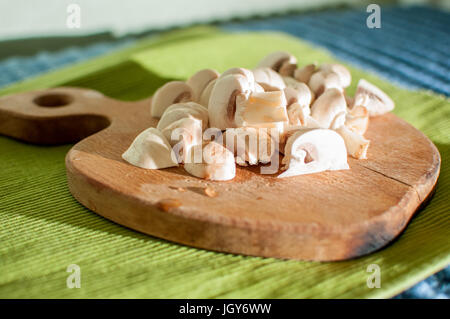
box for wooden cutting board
[0,87,440,261]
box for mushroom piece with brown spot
[151,81,192,118]
[278,128,349,178]
[208,74,252,130]
[257,51,298,75]
[294,64,316,83]
[252,67,286,91]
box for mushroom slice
[287,102,311,126]
[151,81,192,118]
[161,118,203,163]
[319,63,352,88]
[283,78,313,107]
[345,105,369,135]
[253,67,286,91]
[308,71,342,96]
[187,69,219,102]
[184,142,236,181]
[221,67,255,84]
[208,74,251,130]
[257,51,297,73]
[199,78,217,107]
[310,88,347,129]
[354,79,395,116]
[294,64,316,83]
[223,127,275,166]
[156,102,208,131]
[122,128,178,169]
[235,91,289,133]
[278,129,349,178]
[335,126,370,159]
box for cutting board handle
[0,87,151,145]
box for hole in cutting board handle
[33,93,73,107]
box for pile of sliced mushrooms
[122,51,394,180]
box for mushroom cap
[294,64,316,83]
[156,102,209,131]
[208,74,251,130]
[187,69,219,102]
[257,51,297,72]
[310,88,347,129]
[252,67,286,91]
[221,67,255,85]
[319,63,352,88]
[151,81,192,118]
[184,142,236,181]
[354,79,395,116]
[308,71,342,96]
[278,128,349,178]
[122,128,178,169]
[223,127,275,166]
[336,125,370,159]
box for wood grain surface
[0,87,441,261]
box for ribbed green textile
[0,28,449,298]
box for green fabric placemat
[0,27,449,299]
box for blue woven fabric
[0,5,448,299]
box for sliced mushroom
[161,117,203,163]
[287,102,311,126]
[354,79,395,116]
[187,69,219,102]
[345,105,369,135]
[257,51,297,74]
[308,71,342,96]
[184,142,236,181]
[335,126,370,159]
[294,64,316,83]
[252,67,286,91]
[221,67,255,84]
[283,78,313,107]
[151,81,192,118]
[199,78,217,107]
[235,90,289,133]
[122,128,178,169]
[310,88,347,129]
[223,127,275,166]
[278,128,349,178]
[319,63,352,88]
[208,74,251,130]
[156,102,209,131]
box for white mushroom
[235,90,289,133]
[308,71,342,96]
[156,102,209,131]
[187,69,219,102]
[223,127,275,166]
[283,78,313,107]
[287,102,311,126]
[184,142,236,181]
[335,125,370,159]
[345,105,369,135]
[310,88,347,129]
[208,74,251,130]
[257,51,297,75]
[161,117,203,163]
[354,79,395,116]
[278,128,349,178]
[319,63,352,88]
[252,67,286,91]
[151,81,192,118]
[199,78,217,107]
[294,64,316,83]
[122,128,178,169]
